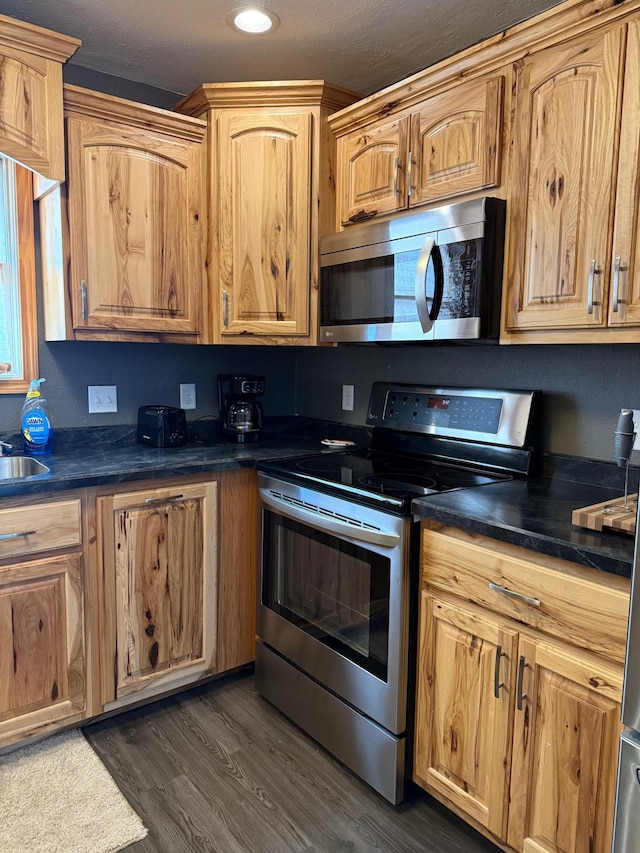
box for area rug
[0,728,148,853]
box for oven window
[262,511,391,680]
[321,249,436,327]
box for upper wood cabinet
[335,75,504,226]
[504,21,640,341]
[217,110,312,337]
[0,14,79,181]
[175,81,358,344]
[41,85,208,343]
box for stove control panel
[384,391,502,433]
[367,383,537,448]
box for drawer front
[0,500,82,560]
[422,524,630,664]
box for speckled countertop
[0,419,635,579]
[411,455,637,579]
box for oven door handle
[260,489,401,548]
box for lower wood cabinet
[96,469,257,711]
[98,480,217,707]
[0,497,86,748]
[414,522,630,853]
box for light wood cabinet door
[0,553,85,746]
[507,636,622,853]
[506,27,625,331]
[65,104,204,337]
[338,117,409,225]
[409,76,503,207]
[100,482,217,704]
[414,592,517,839]
[218,111,312,337]
[608,20,640,328]
[0,16,78,180]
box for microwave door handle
[415,236,436,333]
[428,244,445,322]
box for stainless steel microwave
[319,197,505,343]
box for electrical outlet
[342,384,354,412]
[633,410,640,451]
[180,383,196,410]
[88,385,117,413]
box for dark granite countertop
[411,462,637,579]
[0,418,370,499]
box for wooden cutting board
[572,494,638,535]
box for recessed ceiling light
[226,7,280,34]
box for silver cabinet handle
[407,150,414,198]
[494,644,505,699]
[81,280,88,321]
[612,256,625,313]
[516,654,528,711]
[587,259,601,315]
[489,581,541,608]
[414,236,435,334]
[393,157,399,199]
[144,494,184,505]
[222,292,229,328]
[0,530,36,540]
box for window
[0,157,38,393]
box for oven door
[257,474,411,735]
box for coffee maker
[217,374,265,442]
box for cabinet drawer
[422,524,630,664]
[0,500,81,560]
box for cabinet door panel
[66,117,201,335]
[101,482,217,704]
[338,117,408,224]
[0,553,85,743]
[414,593,517,838]
[218,112,311,337]
[609,21,640,327]
[508,637,621,853]
[0,46,65,180]
[410,76,503,206]
[506,28,624,330]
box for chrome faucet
[0,440,13,456]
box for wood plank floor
[83,672,499,853]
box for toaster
[137,405,187,448]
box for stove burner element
[359,473,439,498]
[296,456,366,473]
[435,468,499,489]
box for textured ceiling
[3,0,562,97]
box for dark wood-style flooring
[83,672,499,853]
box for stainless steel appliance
[256,382,537,804]
[217,374,265,442]
[612,419,640,852]
[319,197,505,343]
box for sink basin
[0,456,50,480]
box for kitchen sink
[0,456,50,480]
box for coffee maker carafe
[217,374,265,442]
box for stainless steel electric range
[255,383,537,804]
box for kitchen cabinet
[175,81,358,344]
[504,22,640,341]
[335,74,504,226]
[98,480,217,708]
[0,497,86,747]
[0,14,79,181]
[414,522,630,853]
[96,469,257,710]
[41,85,208,343]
